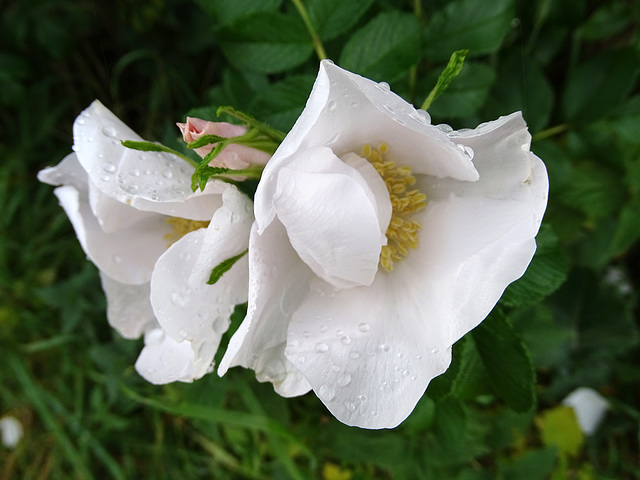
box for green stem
[290,0,328,61]
[532,124,569,142]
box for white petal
[135,328,200,384]
[73,100,222,220]
[218,220,312,397]
[563,388,609,435]
[89,181,157,233]
[99,272,157,339]
[272,147,387,289]
[423,112,549,226]
[150,186,253,379]
[284,276,452,429]
[53,185,172,284]
[0,416,23,449]
[37,153,88,193]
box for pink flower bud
[177,118,271,170]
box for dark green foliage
[2,0,640,478]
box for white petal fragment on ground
[563,387,609,435]
[0,416,23,449]
[150,186,253,381]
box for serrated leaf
[208,249,248,285]
[250,75,316,132]
[421,49,469,111]
[423,0,515,62]
[425,62,496,118]
[536,406,584,456]
[307,0,374,41]
[501,224,568,307]
[562,49,638,124]
[216,12,313,74]
[339,11,420,81]
[472,313,535,412]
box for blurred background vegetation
[1,0,639,478]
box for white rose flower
[219,61,549,428]
[38,101,253,384]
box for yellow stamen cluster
[164,217,210,247]
[361,143,427,272]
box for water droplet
[303,330,310,338]
[431,348,439,355]
[331,364,340,372]
[327,100,337,112]
[340,335,351,345]
[358,394,367,402]
[318,384,335,401]
[371,410,378,417]
[100,174,110,182]
[315,342,329,353]
[380,344,391,353]
[171,292,185,306]
[345,401,356,411]
[349,352,360,359]
[416,354,423,360]
[358,323,370,332]
[403,369,410,376]
[129,168,140,177]
[377,82,390,92]
[298,356,306,364]
[336,329,344,336]
[162,170,173,179]
[179,329,188,339]
[397,352,404,359]
[81,110,90,118]
[87,137,94,143]
[102,126,117,137]
[103,163,116,173]
[338,373,351,387]
[113,255,122,264]
[77,118,85,125]
[320,324,328,333]
[411,375,417,381]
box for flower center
[164,217,210,247]
[361,143,427,272]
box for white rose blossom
[38,101,254,384]
[218,61,549,429]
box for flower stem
[532,124,569,142]
[290,0,328,61]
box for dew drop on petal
[77,118,85,125]
[298,356,306,364]
[320,324,328,333]
[377,82,390,92]
[179,329,187,339]
[340,335,351,345]
[349,352,360,359]
[102,126,117,138]
[103,163,116,173]
[318,384,335,401]
[331,364,340,372]
[336,329,344,336]
[358,394,367,402]
[345,401,356,412]
[358,323,370,332]
[113,255,122,264]
[380,344,391,353]
[171,292,185,307]
[327,100,337,112]
[100,174,110,182]
[338,373,351,387]
[162,170,173,179]
[431,348,439,355]
[315,342,329,353]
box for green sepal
[121,140,198,168]
[208,249,249,285]
[421,49,469,110]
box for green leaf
[216,12,313,74]
[208,249,248,285]
[120,140,198,168]
[339,11,421,81]
[424,62,496,118]
[499,447,558,480]
[307,0,374,41]
[562,49,638,124]
[536,406,584,456]
[195,0,283,25]
[483,53,554,133]
[501,224,568,307]
[421,49,469,111]
[472,313,535,412]
[250,75,315,132]
[423,0,515,62]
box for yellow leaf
[322,462,352,480]
[536,405,584,456]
